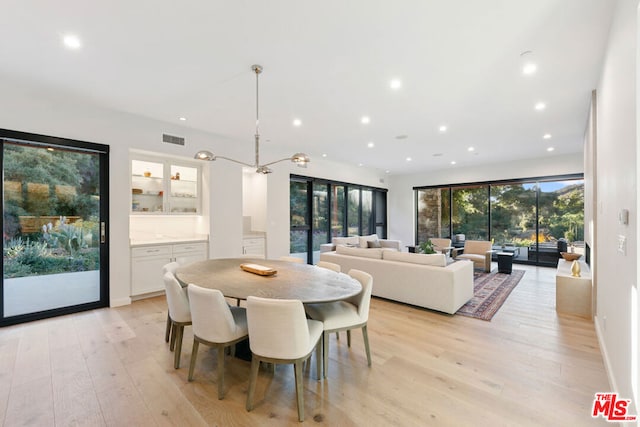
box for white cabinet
[131,242,208,296]
[242,236,265,257]
[131,156,201,214]
[556,259,592,319]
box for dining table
[174,258,362,303]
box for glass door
[1,129,109,326]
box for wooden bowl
[560,252,581,261]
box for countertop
[130,235,209,247]
[243,232,266,238]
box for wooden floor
[0,264,610,426]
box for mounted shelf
[131,157,201,215]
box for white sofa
[320,246,474,314]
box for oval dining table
[174,258,362,303]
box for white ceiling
[0,0,614,174]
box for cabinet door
[173,242,208,266]
[131,246,172,295]
[243,238,265,256]
[169,164,200,214]
[131,159,165,213]
[131,256,172,295]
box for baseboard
[594,314,618,393]
[110,297,132,307]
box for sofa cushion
[336,245,383,259]
[334,236,359,246]
[383,250,446,267]
[358,234,379,248]
[367,239,382,248]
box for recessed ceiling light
[451,161,457,165]
[293,118,302,127]
[522,63,537,75]
[385,170,390,174]
[406,157,412,162]
[534,102,546,111]
[179,117,187,121]
[358,163,363,167]
[547,147,555,152]
[322,153,327,157]
[543,133,552,139]
[467,147,474,152]
[361,116,371,124]
[390,79,402,90]
[62,34,82,50]
[367,142,375,148]
[439,125,447,133]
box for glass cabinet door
[169,164,198,213]
[131,160,165,213]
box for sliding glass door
[290,175,387,263]
[1,129,109,326]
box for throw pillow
[367,240,382,248]
[358,234,379,248]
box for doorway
[1,129,109,326]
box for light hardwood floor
[0,264,610,426]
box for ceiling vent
[162,133,185,146]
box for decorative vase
[571,260,581,277]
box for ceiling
[0,1,614,174]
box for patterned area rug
[456,269,525,321]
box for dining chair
[315,261,341,272]
[163,262,181,343]
[245,296,323,422]
[187,284,249,399]
[304,269,373,378]
[163,271,192,369]
[279,255,305,264]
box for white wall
[387,154,584,247]
[242,170,268,232]
[593,0,638,412]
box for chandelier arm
[261,157,294,167]
[215,156,255,168]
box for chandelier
[194,64,310,174]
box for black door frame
[0,128,109,327]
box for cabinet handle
[147,249,160,253]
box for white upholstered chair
[452,240,493,272]
[304,269,373,378]
[163,262,181,343]
[187,284,249,399]
[279,255,305,264]
[245,296,323,422]
[163,271,192,369]
[315,261,341,272]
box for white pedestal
[555,259,592,319]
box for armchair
[430,238,453,256]
[452,240,493,272]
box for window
[415,174,584,266]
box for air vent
[162,133,185,146]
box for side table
[497,252,515,274]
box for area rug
[456,269,525,321]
